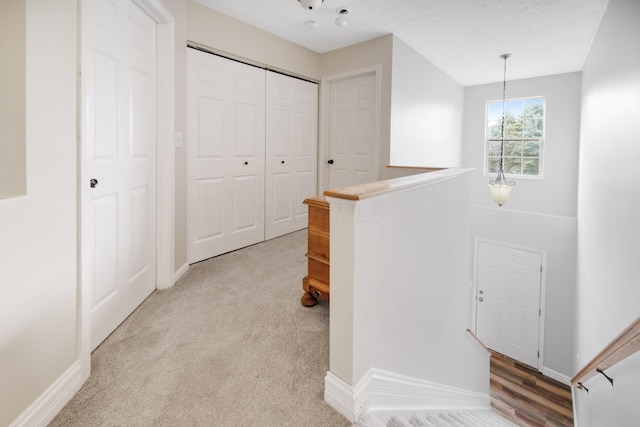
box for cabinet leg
[301,291,317,307]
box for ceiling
[194,0,609,87]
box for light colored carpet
[50,230,351,427]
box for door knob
[327,159,334,165]
[479,290,484,294]
[90,178,98,188]
[479,297,484,302]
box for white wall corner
[324,370,372,422]
[10,361,83,427]
[368,368,490,412]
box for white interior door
[476,241,542,368]
[187,49,266,263]
[84,0,157,350]
[265,72,318,240]
[327,73,377,189]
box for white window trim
[483,96,546,180]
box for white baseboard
[10,361,83,427]
[325,368,489,422]
[174,261,189,284]
[542,366,571,386]
[368,369,490,412]
[324,371,371,422]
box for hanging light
[335,8,349,27]
[488,53,515,207]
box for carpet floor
[50,230,351,427]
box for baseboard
[324,371,371,422]
[542,366,571,386]
[10,361,83,427]
[368,368,490,412]
[325,368,489,422]
[174,261,189,284]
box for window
[486,97,545,178]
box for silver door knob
[479,297,484,302]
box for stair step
[360,409,518,427]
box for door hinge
[540,266,543,273]
[538,350,540,358]
[539,308,541,316]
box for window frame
[483,95,546,180]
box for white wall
[462,73,582,380]
[390,37,464,168]
[328,170,489,413]
[0,0,78,425]
[575,0,640,423]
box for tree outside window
[487,97,545,178]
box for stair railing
[466,328,490,356]
[571,315,640,389]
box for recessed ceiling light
[305,20,319,29]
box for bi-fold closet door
[187,48,318,264]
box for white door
[187,49,266,263]
[327,73,377,189]
[265,72,318,240]
[84,0,157,350]
[476,242,542,368]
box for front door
[476,241,542,368]
[83,0,157,350]
[326,73,377,189]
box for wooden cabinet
[301,196,329,307]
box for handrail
[466,328,491,356]
[571,315,640,387]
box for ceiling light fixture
[298,0,324,10]
[488,53,515,207]
[335,8,349,27]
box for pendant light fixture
[488,53,515,207]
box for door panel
[265,71,318,240]
[85,0,157,350]
[327,73,376,189]
[476,242,542,368]
[188,49,265,263]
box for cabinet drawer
[308,258,329,285]
[308,229,329,261]
[308,206,329,234]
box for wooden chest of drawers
[301,196,329,307]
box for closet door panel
[188,49,265,263]
[265,72,318,240]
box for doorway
[474,239,546,369]
[80,0,174,364]
[319,67,381,193]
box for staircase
[357,409,518,426]
[355,351,574,427]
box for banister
[571,315,640,387]
[466,328,490,356]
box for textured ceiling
[194,0,609,86]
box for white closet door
[84,0,157,350]
[265,72,318,240]
[187,49,265,263]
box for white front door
[187,49,266,263]
[327,73,377,190]
[476,241,543,368]
[83,0,157,350]
[265,71,318,240]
